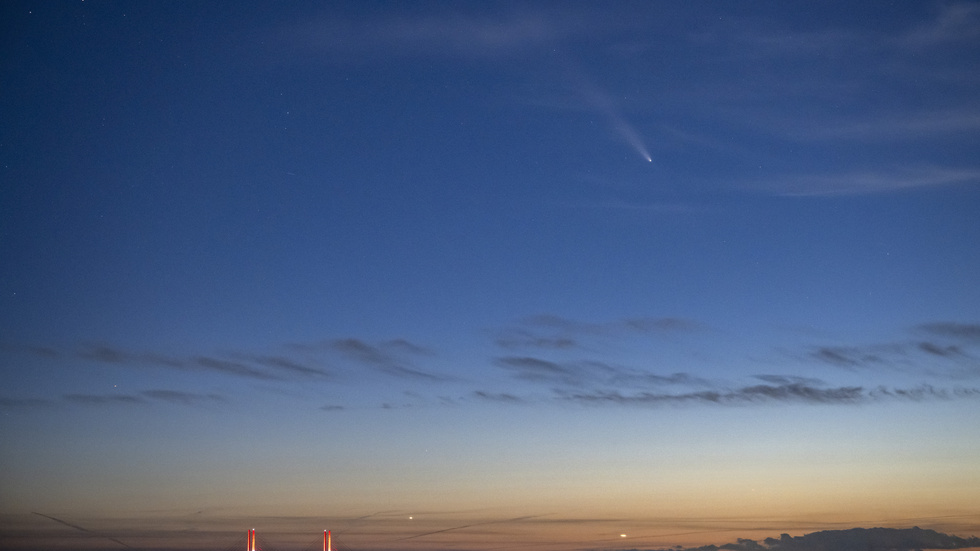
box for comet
[607,109,654,163]
[565,62,653,164]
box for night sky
[1,2,979,550]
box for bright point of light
[621,534,628,538]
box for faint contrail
[395,515,543,541]
[32,512,133,549]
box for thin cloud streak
[19,343,331,381]
[283,9,593,60]
[471,391,525,404]
[0,396,54,408]
[232,354,331,379]
[58,391,225,407]
[800,325,980,379]
[0,342,60,358]
[395,515,543,542]
[671,3,979,202]
[496,315,703,350]
[903,2,980,46]
[522,314,702,334]
[780,110,980,142]
[494,355,711,391]
[559,383,980,407]
[495,331,578,351]
[750,167,980,197]
[754,374,826,386]
[192,357,282,381]
[917,342,966,358]
[917,322,980,341]
[808,346,887,369]
[63,394,145,406]
[139,390,225,405]
[328,338,449,381]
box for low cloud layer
[560,383,979,407]
[801,323,980,379]
[3,319,980,412]
[326,338,446,380]
[71,344,330,381]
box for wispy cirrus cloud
[282,8,597,61]
[669,3,980,199]
[903,2,980,46]
[694,3,979,64]
[748,166,980,197]
[776,110,980,142]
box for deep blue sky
[1,2,979,550]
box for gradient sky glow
[2,2,980,550]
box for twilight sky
[1,2,979,550]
